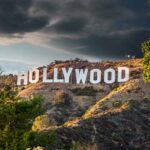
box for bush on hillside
[32,115,50,132]
[112,100,122,108]
[141,39,150,82]
[0,95,46,150]
[28,131,57,149]
[0,85,17,102]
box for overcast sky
[0,0,149,73]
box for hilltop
[15,58,150,149]
[17,59,142,125]
[1,58,149,149]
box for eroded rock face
[53,90,71,105]
[51,81,150,150]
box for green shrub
[141,39,150,82]
[112,100,122,108]
[0,95,44,150]
[70,141,81,150]
[0,85,17,102]
[143,97,149,101]
[28,130,57,149]
[32,115,50,132]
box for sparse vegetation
[71,86,97,96]
[112,100,122,107]
[70,141,81,150]
[100,104,108,111]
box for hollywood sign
[17,67,129,86]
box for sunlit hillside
[0,58,150,150]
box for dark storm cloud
[50,17,87,33]
[50,28,150,58]
[31,0,59,14]
[49,0,150,58]
[0,0,49,34]
[0,0,150,58]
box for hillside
[17,59,142,125]
[13,58,150,149]
[1,59,149,149]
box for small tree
[141,39,150,82]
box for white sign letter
[75,69,88,84]
[43,67,53,83]
[62,68,73,83]
[29,69,39,84]
[104,68,115,84]
[90,69,101,84]
[54,68,64,83]
[118,67,129,82]
[17,71,28,86]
